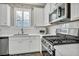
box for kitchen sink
[13,34,29,37]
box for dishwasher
[0,37,9,56]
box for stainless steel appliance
[41,28,79,56]
[0,37,9,56]
[49,3,71,23]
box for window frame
[14,8,31,28]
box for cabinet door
[0,4,7,25]
[19,37,30,53]
[0,4,10,26]
[71,3,79,21]
[50,3,56,14]
[44,3,50,26]
[9,37,30,54]
[33,7,44,26]
[9,37,22,54]
[30,36,41,52]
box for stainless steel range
[41,28,79,56]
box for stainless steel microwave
[49,3,71,23]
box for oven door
[42,44,55,56]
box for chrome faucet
[21,28,24,35]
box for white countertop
[42,34,56,36]
[0,34,14,37]
[0,34,56,37]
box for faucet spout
[21,28,24,35]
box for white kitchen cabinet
[0,4,10,26]
[44,3,60,26]
[9,36,30,54]
[9,37,20,54]
[9,36,41,54]
[50,3,56,14]
[44,3,50,26]
[30,36,41,52]
[20,38,30,53]
[71,3,79,21]
[54,44,79,56]
[33,7,44,26]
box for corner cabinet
[71,3,79,21]
[0,4,10,26]
[9,35,41,54]
[33,7,44,26]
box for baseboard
[9,51,41,56]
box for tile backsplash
[48,21,79,34]
[0,26,46,36]
[0,21,79,36]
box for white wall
[48,21,79,35]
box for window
[15,8,31,28]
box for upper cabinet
[44,3,50,26]
[50,3,57,14]
[33,7,44,26]
[0,4,10,26]
[71,3,79,21]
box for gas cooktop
[47,39,79,45]
[43,35,79,45]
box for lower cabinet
[54,44,79,56]
[9,36,41,54]
[29,37,41,52]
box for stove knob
[44,41,46,44]
[48,45,51,49]
[58,40,62,43]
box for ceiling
[25,3,46,6]
[8,3,46,8]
